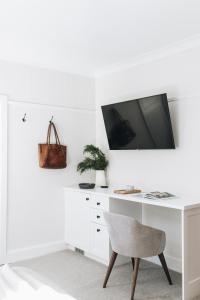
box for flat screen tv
[101,94,175,150]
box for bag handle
[52,122,61,145]
[46,123,51,144]
[46,122,61,145]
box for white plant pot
[95,170,106,187]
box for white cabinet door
[65,191,91,252]
[91,223,110,261]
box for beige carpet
[13,250,182,300]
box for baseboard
[66,244,181,272]
[7,240,68,263]
[188,276,200,299]
[145,254,182,273]
[66,244,109,265]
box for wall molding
[146,254,181,273]
[7,241,68,263]
[68,244,181,273]
[188,277,200,299]
[95,34,200,77]
[8,99,96,113]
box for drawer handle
[97,202,101,206]
[97,229,101,232]
[86,198,89,201]
[96,215,100,219]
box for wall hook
[49,116,53,123]
[22,113,27,122]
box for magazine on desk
[137,191,176,200]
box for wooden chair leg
[131,258,135,270]
[131,258,140,300]
[158,253,173,285]
[103,251,118,288]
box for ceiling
[0,0,200,76]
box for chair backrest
[103,211,141,257]
[103,211,166,258]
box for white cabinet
[65,191,91,252]
[64,188,110,264]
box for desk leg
[182,208,200,300]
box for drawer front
[91,195,109,211]
[91,223,109,260]
[65,190,93,206]
[91,208,106,225]
[75,191,93,207]
[82,192,93,206]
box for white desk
[64,186,200,300]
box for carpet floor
[13,250,182,300]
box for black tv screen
[101,94,175,150]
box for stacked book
[142,191,175,199]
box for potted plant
[77,144,108,187]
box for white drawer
[91,195,109,210]
[73,191,93,207]
[65,190,93,206]
[91,223,109,261]
[90,208,106,225]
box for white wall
[0,61,95,262]
[0,60,95,110]
[3,43,200,266]
[96,45,200,198]
[95,45,200,271]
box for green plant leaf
[77,144,108,174]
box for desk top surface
[64,185,200,211]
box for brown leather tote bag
[38,122,67,169]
